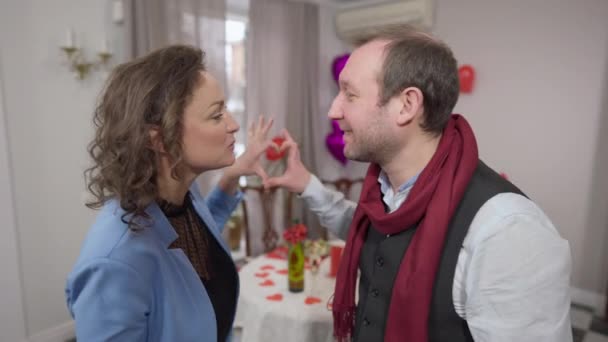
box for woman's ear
[396,87,424,126]
[148,127,166,153]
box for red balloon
[458,65,475,94]
[266,136,286,161]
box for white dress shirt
[300,174,572,342]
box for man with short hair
[267,24,572,342]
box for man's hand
[265,129,311,193]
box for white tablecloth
[234,250,336,342]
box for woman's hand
[219,116,276,194]
[233,116,276,180]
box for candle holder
[60,45,113,80]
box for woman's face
[180,71,239,174]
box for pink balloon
[326,120,347,165]
[331,120,341,132]
[331,54,350,84]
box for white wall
[0,54,27,342]
[0,0,113,338]
[433,0,608,295]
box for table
[234,248,336,342]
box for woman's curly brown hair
[84,45,206,229]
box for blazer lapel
[190,194,232,256]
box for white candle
[65,28,75,47]
[112,0,124,24]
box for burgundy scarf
[332,115,479,342]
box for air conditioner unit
[335,0,434,41]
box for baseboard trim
[27,320,74,342]
[572,286,606,316]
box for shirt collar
[377,170,420,195]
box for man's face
[328,41,399,164]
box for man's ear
[148,127,166,153]
[396,87,424,126]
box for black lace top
[159,193,238,342]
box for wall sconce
[60,29,113,80]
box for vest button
[363,318,371,326]
[371,289,379,297]
[376,256,384,268]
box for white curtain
[125,0,226,84]
[246,0,323,253]
[125,0,228,194]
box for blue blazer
[66,185,243,341]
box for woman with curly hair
[65,45,275,341]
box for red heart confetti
[259,279,275,287]
[265,246,288,260]
[276,269,288,275]
[266,293,283,301]
[260,265,275,270]
[304,296,322,305]
[254,272,269,278]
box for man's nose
[327,96,343,120]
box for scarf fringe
[333,304,356,341]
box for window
[179,8,248,154]
[225,17,247,155]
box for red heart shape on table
[260,265,275,270]
[265,137,286,161]
[265,246,288,260]
[259,279,275,287]
[254,272,270,278]
[276,269,288,275]
[266,293,283,301]
[304,296,322,305]
[265,252,285,260]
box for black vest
[354,160,525,342]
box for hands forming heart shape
[231,117,312,193]
[227,116,279,185]
[262,130,313,194]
